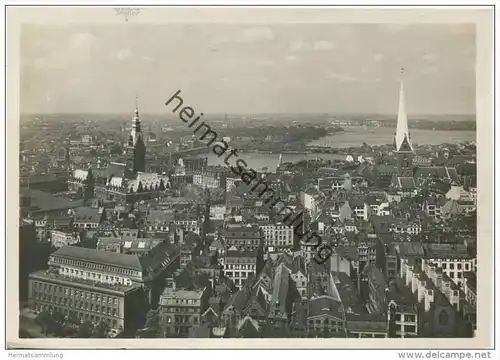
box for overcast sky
[20,23,475,115]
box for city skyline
[21,23,475,115]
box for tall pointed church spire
[126,93,146,174]
[394,68,414,152]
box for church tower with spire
[394,68,415,177]
[126,96,146,174]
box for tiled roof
[308,296,343,319]
[74,206,102,223]
[52,246,143,271]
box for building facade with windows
[28,244,180,331]
[258,221,294,250]
[224,250,258,289]
[159,284,210,338]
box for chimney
[424,289,434,312]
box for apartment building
[223,224,264,252]
[28,244,180,331]
[158,282,210,338]
[422,244,475,286]
[224,250,258,289]
[258,221,294,250]
[51,230,80,248]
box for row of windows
[162,306,200,312]
[50,257,140,277]
[224,264,256,270]
[167,315,200,324]
[441,263,471,271]
[75,223,99,228]
[33,303,120,328]
[164,298,200,306]
[32,294,119,316]
[226,239,260,245]
[60,267,132,286]
[32,281,120,304]
[264,235,292,241]
[225,271,254,279]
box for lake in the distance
[206,127,476,173]
[308,126,476,148]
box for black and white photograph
[4,3,496,353]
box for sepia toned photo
[5,5,495,351]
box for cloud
[142,56,154,63]
[373,53,384,62]
[213,27,275,43]
[285,55,298,62]
[326,73,358,82]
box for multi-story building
[462,272,476,307]
[423,197,444,219]
[225,177,241,193]
[258,221,294,250]
[391,220,422,235]
[72,205,104,229]
[224,250,258,289]
[174,218,200,235]
[401,260,473,337]
[28,244,180,331]
[422,243,475,286]
[317,175,364,192]
[346,313,389,338]
[306,295,346,337]
[387,278,420,338]
[223,224,264,252]
[299,189,322,220]
[51,230,80,248]
[182,156,207,172]
[158,280,210,338]
[193,167,228,189]
[145,210,175,232]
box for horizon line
[20,111,477,117]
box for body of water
[207,152,345,173]
[309,126,476,148]
[206,127,476,173]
